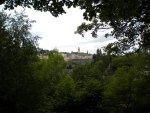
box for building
[38,48,93,62]
[61,47,93,61]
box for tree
[70,59,108,113]
[34,51,68,112]
[103,54,150,113]
[72,78,104,113]
[0,10,43,113]
[1,0,149,52]
[1,0,74,17]
[52,74,75,113]
[40,51,67,85]
[1,0,150,53]
[75,0,150,53]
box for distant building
[61,48,93,61]
[38,48,93,61]
[38,48,93,72]
[38,49,49,59]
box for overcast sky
[2,5,116,54]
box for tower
[78,47,80,53]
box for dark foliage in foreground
[0,5,150,113]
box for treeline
[0,11,150,113]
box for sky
[1,5,116,54]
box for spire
[78,47,80,53]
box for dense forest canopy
[0,1,150,113]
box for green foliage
[0,11,42,113]
[71,52,150,113]
[1,0,149,52]
[72,79,103,113]
[104,54,150,113]
[70,55,109,113]
[1,0,150,52]
[0,4,150,113]
[75,0,150,53]
[55,74,75,100]
[1,0,74,17]
[52,74,75,113]
[33,51,68,113]
[39,51,66,83]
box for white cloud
[1,5,116,54]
